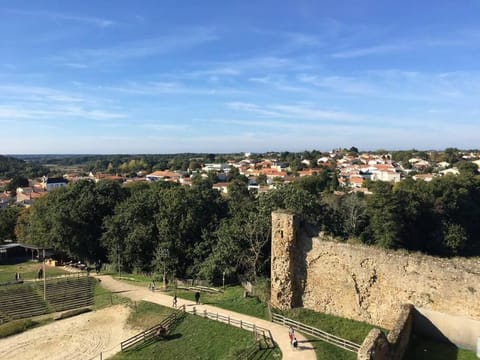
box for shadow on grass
[405,335,462,360]
[125,333,183,352]
[254,347,280,360]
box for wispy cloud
[331,29,480,59]
[57,28,218,67]
[0,105,126,121]
[141,123,190,131]
[0,84,126,122]
[298,74,378,95]
[5,9,115,28]
[227,102,362,122]
[332,43,410,59]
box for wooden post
[43,249,46,300]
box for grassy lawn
[92,281,132,310]
[0,317,53,339]
[0,260,69,283]
[112,301,281,360]
[405,336,478,360]
[126,301,174,330]
[276,308,378,360]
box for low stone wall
[357,304,414,360]
[358,328,390,360]
[387,304,414,360]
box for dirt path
[0,305,136,360]
[97,275,317,360]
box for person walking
[288,326,295,342]
[194,291,200,305]
[173,294,178,308]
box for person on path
[37,268,43,280]
[173,294,178,308]
[288,326,295,342]
[194,291,200,305]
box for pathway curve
[96,275,317,360]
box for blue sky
[1,0,479,154]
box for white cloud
[6,9,115,28]
[57,28,218,66]
[227,101,362,122]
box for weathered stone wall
[301,236,480,330]
[387,304,414,360]
[358,328,390,360]
[357,304,414,360]
[271,212,480,332]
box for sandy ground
[0,305,136,360]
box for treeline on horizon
[2,147,477,179]
[1,167,479,284]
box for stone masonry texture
[271,212,480,329]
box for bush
[0,319,37,338]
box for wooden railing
[120,305,186,352]
[186,307,274,347]
[176,285,224,294]
[272,313,360,353]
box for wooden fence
[120,305,186,352]
[272,313,361,353]
[186,307,275,348]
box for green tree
[0,207,21,241]
[6,176,29,193]
[102,189,158,272]
[456,161,478,176]
[367,182,402,248]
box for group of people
[288,326,298,349]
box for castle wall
[271,212,480,350]
[301,237,480,330]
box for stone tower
[270,211,298,309]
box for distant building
[41,176,67,191]
[203,163,229,172]
[16,187,47,207]
[89,172,124,183]
[146,170,182,182]
[0,192,12,209]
